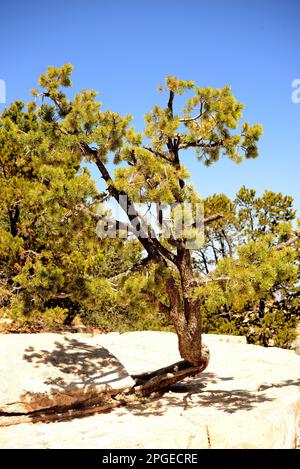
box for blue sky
[0,0,299,213]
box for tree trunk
[9,205,20,237]
[174,247,205,365]
[133,248,210,396]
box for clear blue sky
[0,0,299,213]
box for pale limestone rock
[0,333,134,413]
[0,331,299,448]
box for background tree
[0,98,141,329]
[197,187,300,347]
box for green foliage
[147,78,263,166]
[1,64,298,351]
[0,92,142,328]
[202,302,297,349]
[198,189,300,347]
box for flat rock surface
[0,331,299,448]
[0,333,134,413]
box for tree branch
[179,102,203,123]
[143,146,173,162]
[158,301,171,315]
[179,139,223,150]
[79,141,177,265]
[108,255,157,283]
[188,212,224,230]
[179,114,202,123]
[167,90,174,117]
[196,275,230,285]
[275,232,300,251]
[203,213,224,224]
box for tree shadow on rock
[258,379,300,391]
[168,372,233,393]
[23,337,129,386]
[118,371,275,417]
[13,337,133,413]
[122,389,274,417]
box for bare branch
[143,146,173,162]
[179,113,201,123]
[22,250,39,257]
[204,213,224,224]
[108,256,156,283]
[179,102,203,123]
[158,301,171,315]
[60,203,140,237]
[275,232,300,251]
[196,275,230,285]
[188,212,224,230]
[143,290,171,316]
[79,142,177,265]
[179,139,223,150]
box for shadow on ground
[23,337,129,386]
[4,337,132,414]
[18,339,300,419]
[120,371,275,416]
[126,375,300,416]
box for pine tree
[28,65,264,391]
[3,64,299,394]
[197,188,300,347]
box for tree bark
[133,353,209,397]
[133,249,210,396]
[173,248,205,365]
[9,204,20,237]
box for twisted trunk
[174,248,204,364]
[133,248,209,396]
[82,141,209,395]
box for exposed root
[133,346,210,397]
[0,346,210,425]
